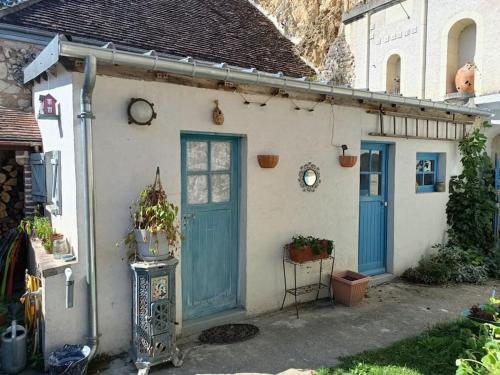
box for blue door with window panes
[416,153,439,193]
[359,142,388,275]
[181,134,240,321]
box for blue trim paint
[358,142,389,276]
[181,133,240,321]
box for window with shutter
[30,153,46,203]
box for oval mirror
[303,169,317,186]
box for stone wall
[0,39,39,111]
[253,0,356,85]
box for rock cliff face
[253,0,362,85]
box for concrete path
[98,279,498,375]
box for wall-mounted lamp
[128,98,157,126]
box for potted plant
[331,270,370,306]
[19,216,60,254]
[287,235,334,263]
[126,168,181,261]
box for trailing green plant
[19,216,55,253]
[402,243,487,285]
[291,235,334,255]
[447,123,496,256]
[125,170,181,250]
[456,323,500,374]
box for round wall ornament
[298,162,321,192]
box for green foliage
[291,235,334,255]
[402,244,487,285]
[127,180,181,247]
[456,324,500,374]
[320,320,480,375]
[446,123,496,256]
[19,216,55,253]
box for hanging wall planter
[339,145,358,168]
[257,155,279,168]
[212,100,224,125]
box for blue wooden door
[181,134,240,321]
[358,142,388,275]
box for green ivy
[446,123,497,256]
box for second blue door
[359,142,388,275]
[181,134,240,321]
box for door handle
[381,201,388,207]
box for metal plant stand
[131,258,182,373]
[280,246,335,318]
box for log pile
[0,154,24,237]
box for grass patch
[318,319,480,375]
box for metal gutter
[343,0,404,24]
[24,35,491,118]
[419,0,428,99]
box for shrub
[456,323,500,374]
[402,244,487,285]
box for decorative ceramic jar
[455,63,475,94]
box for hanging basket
[339,155,358,168]
[257,155,279,168]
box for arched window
[446,19,477,94]
[386,54,401,95]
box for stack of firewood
[0,157,24,237]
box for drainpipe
[76,55,98,360]
[365,11,372,90]
[420,0,428,99]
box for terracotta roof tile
[2,0,315,78]
[0,107,41,145]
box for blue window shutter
[44,150,62,215]
[30,153,46,203]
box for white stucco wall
[34,71,462,355]
[32,67,88,358]
[344,0,500,100]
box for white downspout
[76,55,98,360]
[420,0,428,99]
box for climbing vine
[446,122,497,256]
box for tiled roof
[2,0,315,78]
[0,107,41,145]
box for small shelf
[285,282,330,296]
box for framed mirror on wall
[298,162,321,192]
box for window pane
[211,142,231,171]
[416,160,423,172]
[424,173,435,186]
[422,159,434,172]
[416,174,423,186]
[370,174,380,196]
[360,151,370,172]
[371,150,381,172]
[360,174,370,196]
[187,175,208,204]
[211,174,230,203]
[187,142,208,171]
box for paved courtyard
[97,279,498,375]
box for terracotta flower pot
[331,270,370,306]
[288,242,329,263]
[257,155,279,168]
[455,63,475,94]
[339,155,358,168]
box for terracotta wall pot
[455,63,475,94]
[339,155,358,168]
[257,155,279,168]
[288,243,329,263]
[331,270,370,306]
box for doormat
[198,324,259,344]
